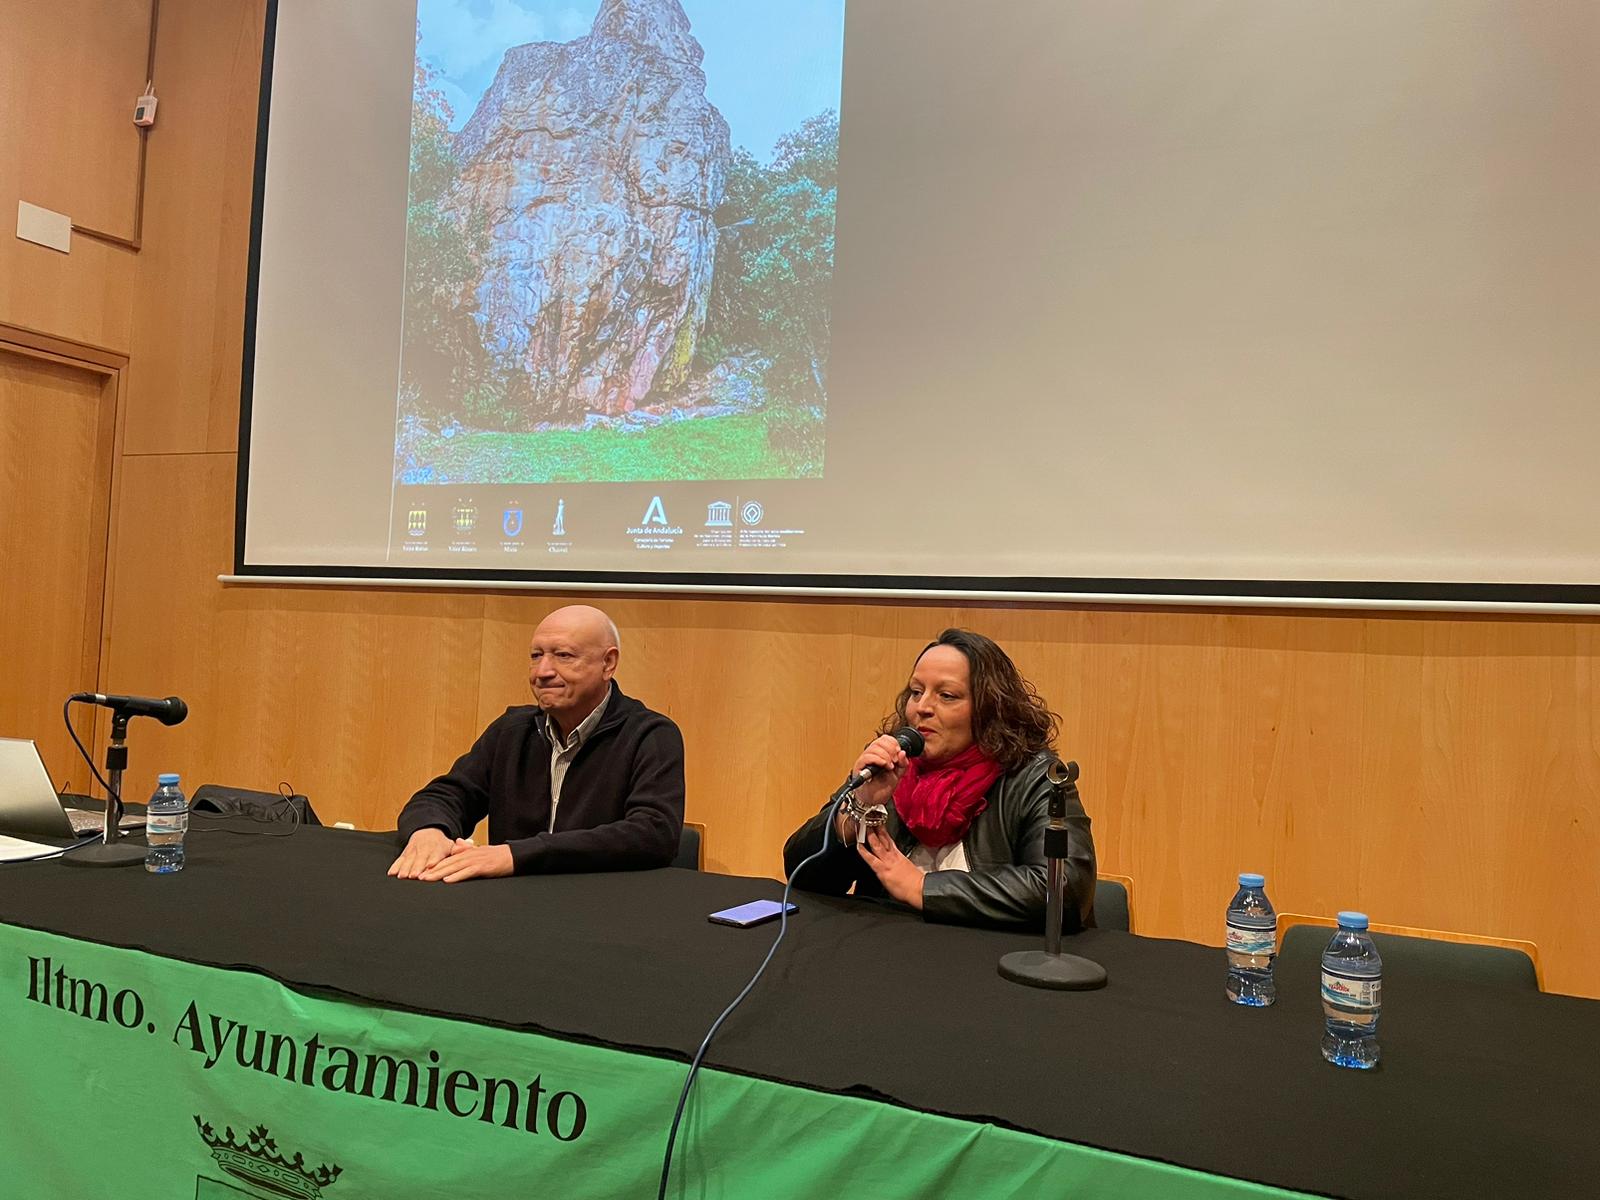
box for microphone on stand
[998,758,1108,991]
[69,693,188,726]
[62,692,189,868]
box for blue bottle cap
[157,772,181,785]
[1336,911,1369,930]
[1238,872,1266,888]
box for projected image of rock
[396,0,845,485]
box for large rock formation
[452,0,730,421]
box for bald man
[388,605,685,882]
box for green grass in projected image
[405,409,823,485]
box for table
[0,822,1594,1199]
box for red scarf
[893,744,1004,849]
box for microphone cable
[54,696,131,860]
[61,696,122,809]
[656,786,853,1200]
[63,697,304,840]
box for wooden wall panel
[0,349,113,787]
[96,449,1600,996]
[0,0,147,350]
[122,0,266,455]
[0,237,138,355]
[0,0,149,235]
[100,453,486,832]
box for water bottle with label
[144,772,188,874]
[1225,872,1277,1006]
[1321,911,1382,1068]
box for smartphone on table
[708,899,797,928]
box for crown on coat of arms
[193,1117,343,1199]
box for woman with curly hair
[783,629,1097,929]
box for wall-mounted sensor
[134,81,158,128]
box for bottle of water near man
[144,772,188,874]
[1225,872,1277,1006]
[1321,911,1382,1068]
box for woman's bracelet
[839,790,889,838]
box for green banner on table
[0,924,1311,1199]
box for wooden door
[0,341,117,792]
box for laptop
[0,737,142,838]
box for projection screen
[236,0,1600,606]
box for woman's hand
[858,826,925,910]
[848,734,911,809]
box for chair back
[1094,874,1133,932]
[1277,914,1541,992]
[672,821,704,871]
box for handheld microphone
[842,726,925,790]
[70,693,189,726]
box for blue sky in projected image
[416,0,846,161]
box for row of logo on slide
[403,496,767,540]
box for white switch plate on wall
[17,201,71,253]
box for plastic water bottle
[1321,911,1382,1068]
[1225,872,1277,1006]
[144,772,188,874]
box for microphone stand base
[62,842,147,868]
[998,949,1108,991]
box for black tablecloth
[1,824,1594,1199]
